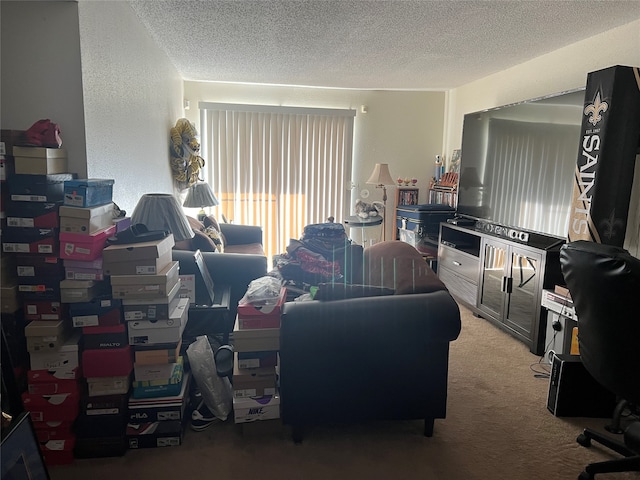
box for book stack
[231,286,285,428]
[102,235,191,449]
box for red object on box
[21,391,80,422]
[59,225,115,261]
[237,286,286,329]
[28,368,81,395]
[82,345,133,377]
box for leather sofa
[175,215,265,256]
[279,241,462,442]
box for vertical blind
[199,103,356,262]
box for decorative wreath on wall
[170,118,205,190]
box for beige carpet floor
[49,304,639,480]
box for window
[199,103,355,261]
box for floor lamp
[366,163,395,241]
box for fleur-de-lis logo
[600,209,625,241]
[584,92,608,126]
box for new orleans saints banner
[568,65,640,246]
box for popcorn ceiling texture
[128,0,640,90]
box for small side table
[344,215,383,247]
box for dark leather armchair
[559,240,640,480]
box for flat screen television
[456,88,586,239]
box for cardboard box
[237,350,278,369]
[21,391,80,422]
[23,300,67,321]
[25,319,70,337]
[73,436,128,458]
[26,329,72,353]
[60,279,109,303]
[232,357,277,399]
[128,371,190,422]
[40,437,76,465]
[232,317,280,352]
[134,341,182,366]
[63,178,114,208]
[103,250,172,276]
[13,146,68,175]
[83,393,129,417]
[82,324,128,349]
[102,234,174,265]
[131,361,184,399]
[122,281,180,321]
[59,224,116,261]
[126,420,183,449]
[2,226,58,254]
[65,266,104,281]
[86,375,131,397]
[74,412,127,439]
[69,297,122,327]
[59,203,114,234]
[16,254,64,279]
[6,200,62,228]
[27,368,81,395]
[83,345,133,378]
[0,283,20,313]
[237,286,286,330]
[134,356,184,382]
[110,261,179,299]
[8,173,75,202]
[127,297,189,346]
[232,395,280,424]
[33,420,74,443]
[29,332,81,370]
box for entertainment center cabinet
[437,222,565,355]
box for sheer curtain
[199,103,355,262]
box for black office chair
[560,240,640,480]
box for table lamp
[366,163,395,241]
[183,182,219,222]
[131,193,194,242]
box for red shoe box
[83,345,133,378]
[237,286,286,329]
[24,300,68,321]
[21,391,80,422]
[59,225,115,261]
[28,368,81,395]
[40,437,76,465]
[82,323,127,349]
[33,420,74,442]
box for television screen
[456,88,585,239]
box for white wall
[184,82,445,239]
[1,1,87,176]
[78,1,184,214]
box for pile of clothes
[272,222,352,288]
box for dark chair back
[559,240,640,405]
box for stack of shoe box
[70,295,130,458]
[0,146,80,466]
[231,286,285,427]
[102,235,191,449]
[58,178,116,303]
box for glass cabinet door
[504,250,540,338]
[478,241,507,319]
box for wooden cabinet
[437,222,564,355]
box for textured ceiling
[127,0,640,90]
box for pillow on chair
[364,241,447,295]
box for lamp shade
[131,193,194,242]
[366,163,395,186]
[183,182,219,208]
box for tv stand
[438,222,564,355]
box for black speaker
[547,353,616,417]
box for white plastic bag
[186,335,232,421]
